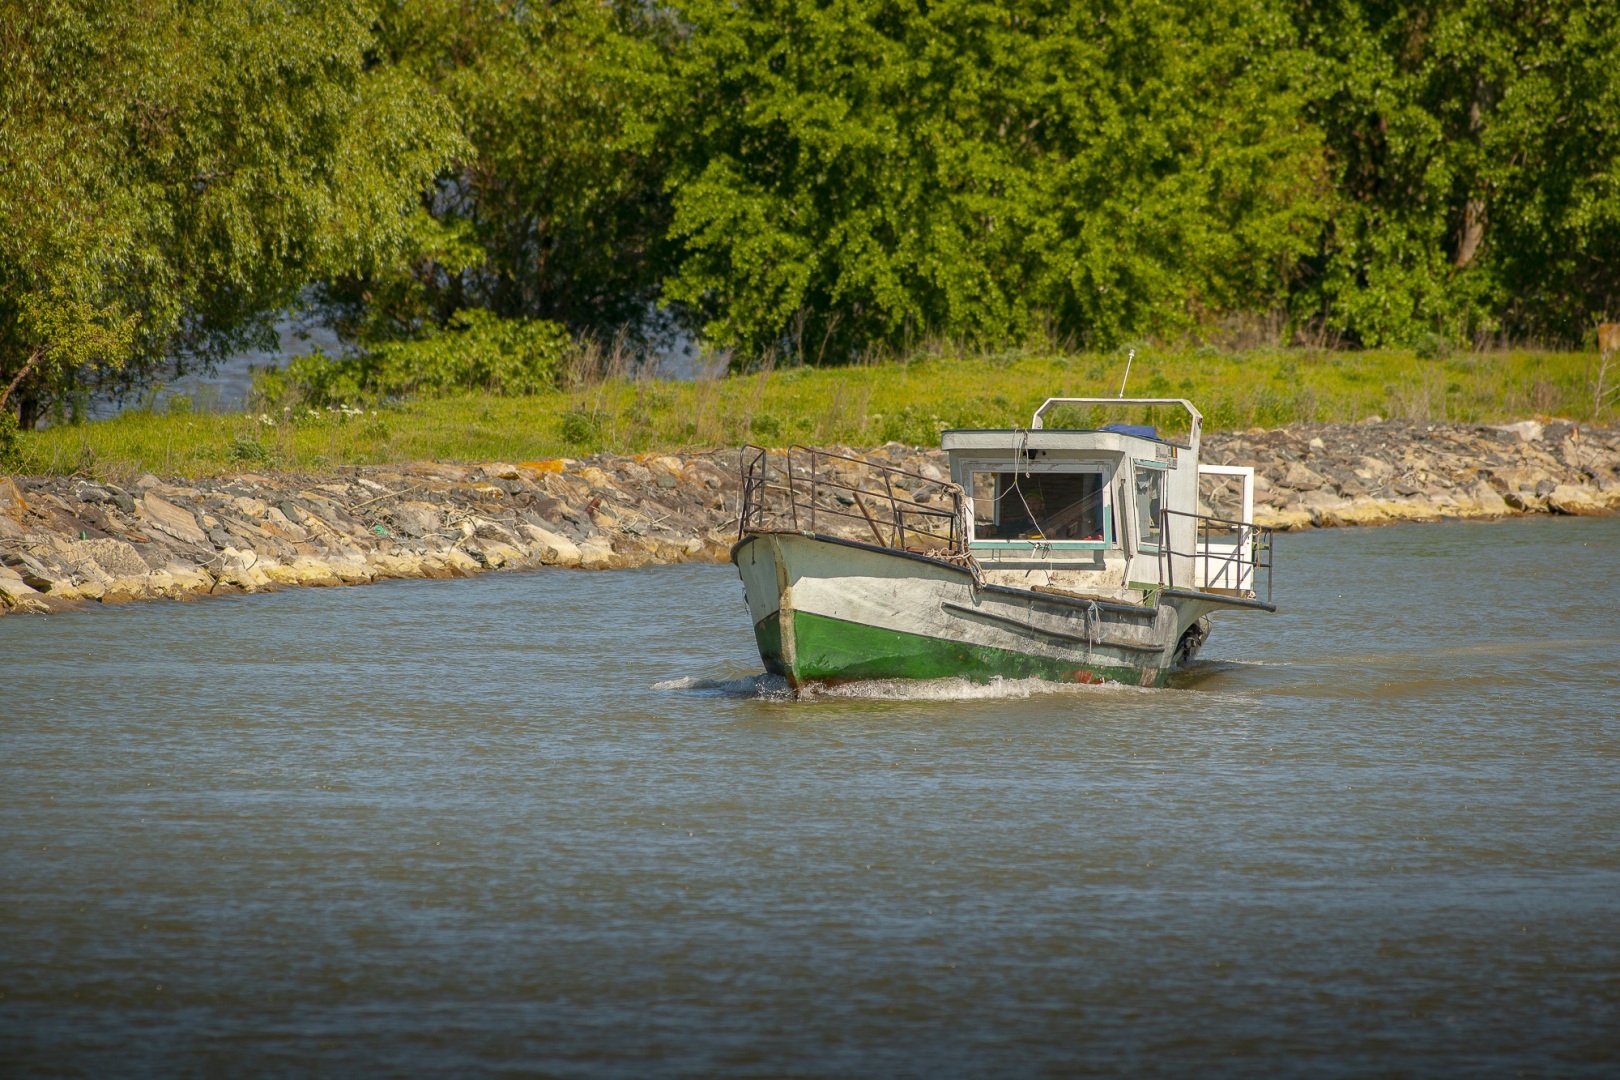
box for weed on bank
[11,346,1613,480]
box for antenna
[1117,348,1135,398]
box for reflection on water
[2,517,1618,1075]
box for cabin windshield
[970,470,1106,542]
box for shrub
[879,405,945,446]
[366,310,570,397]
[0,409,20,470]
[258,310,571,406]
[1415,333,1449,361]
[229,437,271,464]
[560,406,604,446]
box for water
[3,518,1618,1075]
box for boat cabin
[942,397,1258,602]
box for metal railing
[1156,507,1274,603]
[738,444,969,556]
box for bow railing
[738,445,969,556]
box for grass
[12,345,1618,479]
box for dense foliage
[659,0,1620,356]
[257,309,571,406]
[0,0,461,425]
[5,0,1620,424]
[662,0,1330,357]
[312,0,671,345]
[1294,0,1620,347]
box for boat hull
[733,531,1220,690]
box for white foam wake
[800,674,1130,701]
[652,672,1155,702]
[649,673,793,698]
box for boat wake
[650,673,794,698]
[800,675,1142,701]
[651,672,1151,702]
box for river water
[3,518,1618,1075]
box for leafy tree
[314,0,674,347]
[0,0,463,428]
[659,0,1331,359]
[0,294,134,466]
[11,0,1620,425]
[0,294,135,413]
[1294,0,1620,345]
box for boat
[731,397,1275,691]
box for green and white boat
[732,397,1275,691]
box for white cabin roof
[940,397,1202,459]
[940,428,1187,455]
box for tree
[0,0,463,428]
[313,0,675,348]
[658,0,1331,359]
[0,295,134,416]
[1293,0,1620,345]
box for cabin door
[1195,465,1255,591]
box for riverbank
[3,418,1617,615]
[11,347,1612,479]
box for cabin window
[969,469,1107,543]
[1134,463,1166,551]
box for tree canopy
[5,0,1620,423]
[1291,0,1620,346]
[313,0,673,347]
[0,0,461,425]
[662,0,1330,358]
[659,0,1620,356]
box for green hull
[753,609,1156,688]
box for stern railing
[738,444,969,557]
[1157,507,1274,603]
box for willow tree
[313,0,675,349]
[0,0,462,429]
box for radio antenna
[1117,348,1135,398]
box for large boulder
[1547,484,1613,516]
[1495,420,1543,443]
[1463,481,1510,517]
[0,477,27,519]
[520,524,582,567]
[139,492,210,547]
[1282,462,1326,490]
[0,567,49,613]
[578,538,616,568]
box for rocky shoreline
[1211,416,1620,527]
[3,418,1617,615]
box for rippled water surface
[4,517,1619,1075]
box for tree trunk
[1454,92,1487,268]
[17,393,41,432]
[1,347,45,426]
[1455,197,1486,268]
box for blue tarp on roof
[1099,422,1158,439]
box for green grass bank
[12,346,1617,480]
